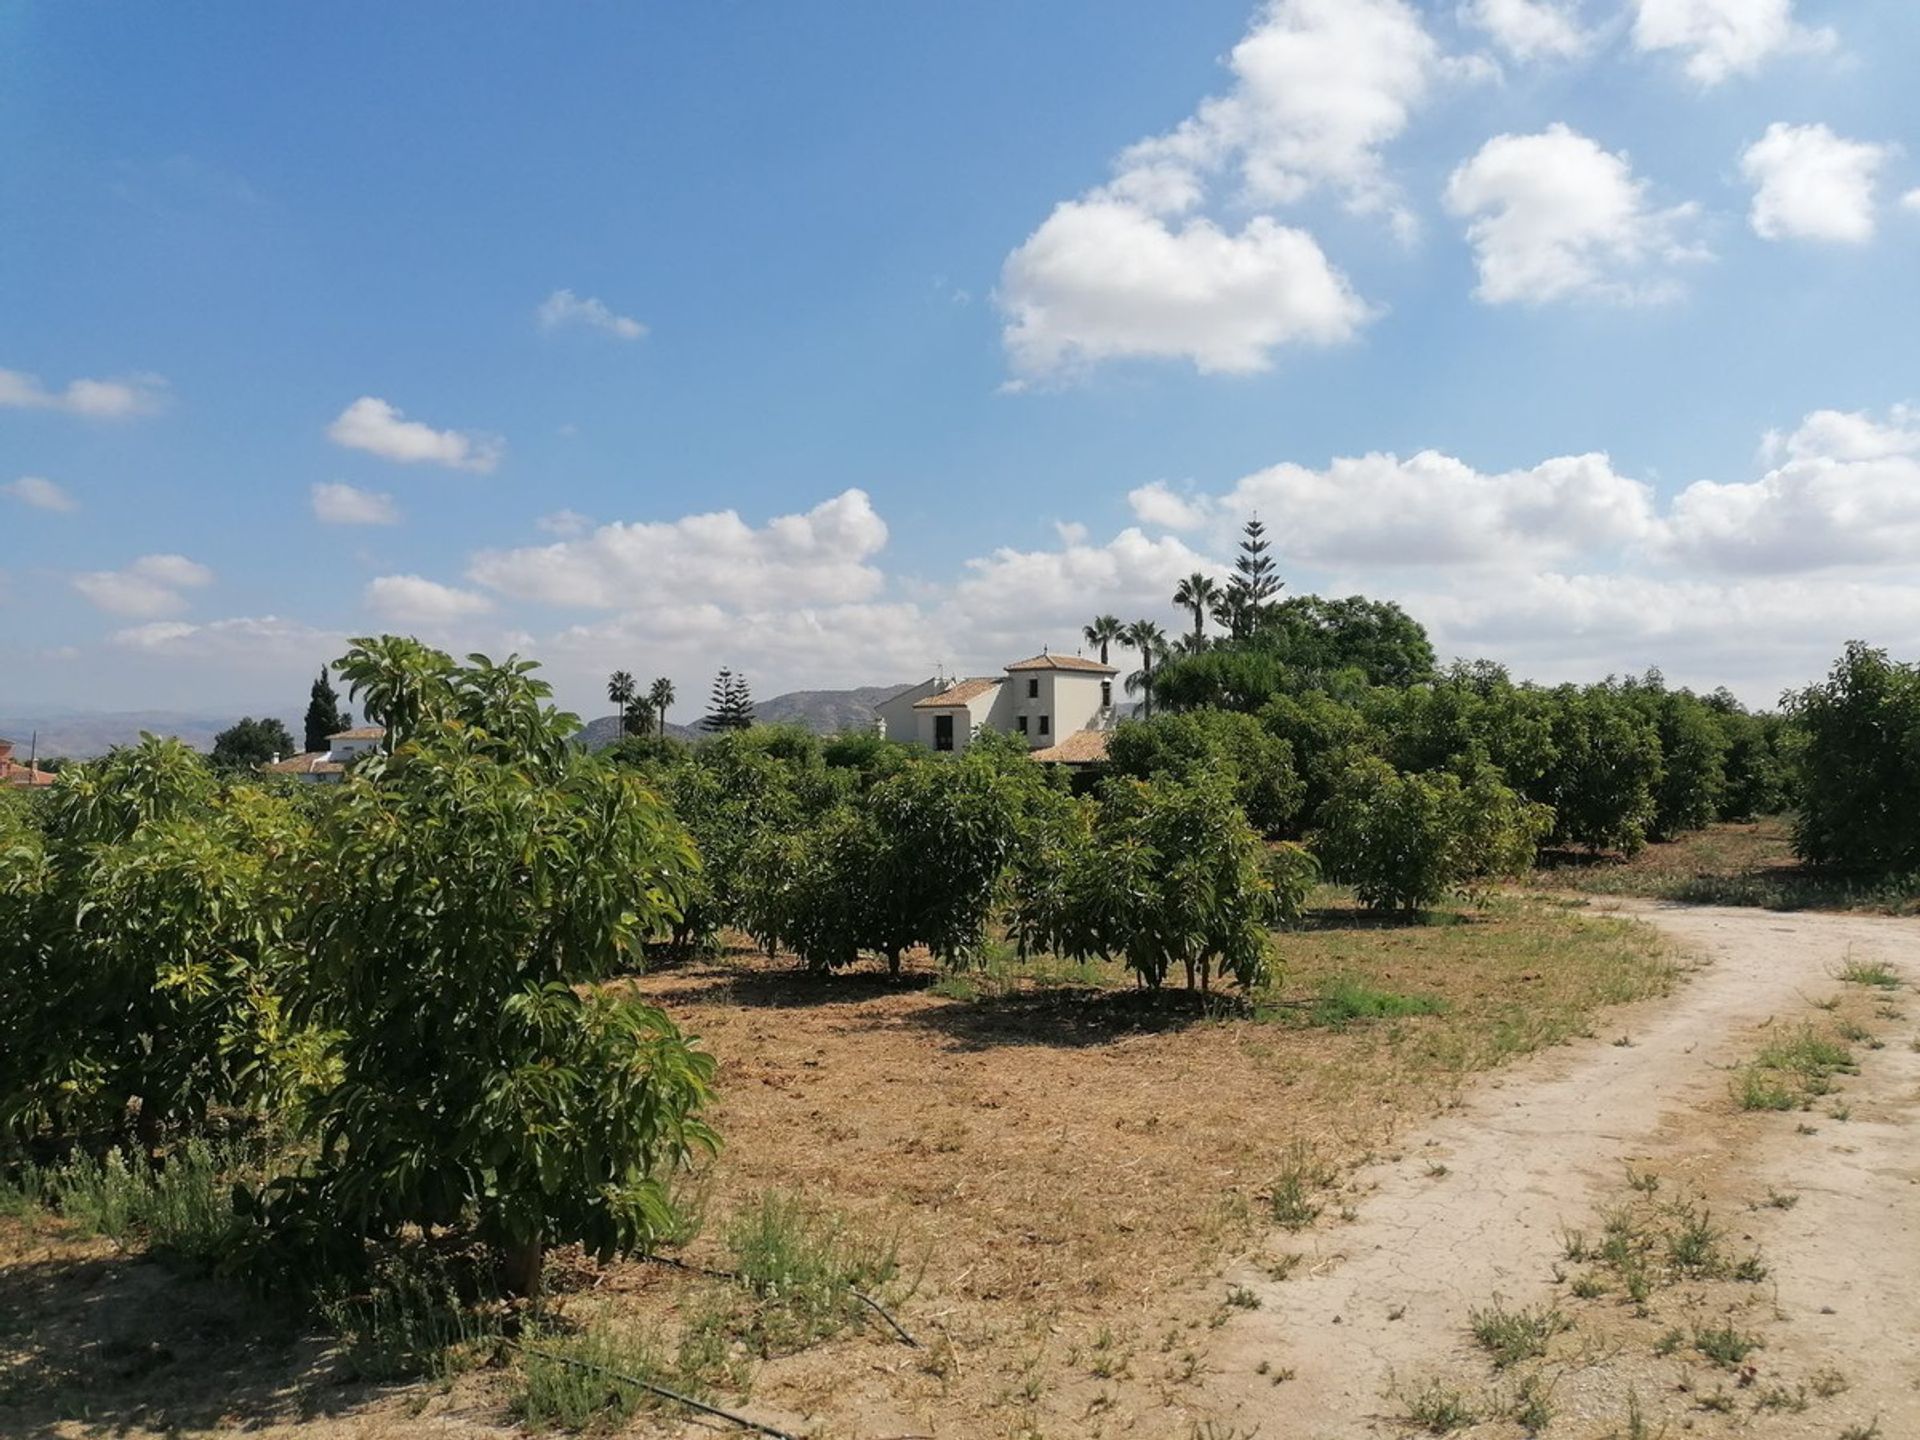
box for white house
[876,652,1121,767]
[260,725,386,783]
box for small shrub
[1837,959,1900,990]
[1268,1142,1336,1230]
[513,1320,680,1430]
[1468,1299,1571,1368]
[321,1258,496,1382]
[1402,1379,1478,1433]
[724,1191,905,1353]
[1693,1323,1760,1368]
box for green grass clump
[514,1320,684,1430]
[1309,978,1447,1028]
[1837,959,1901,990]
[1693,1323,1761,1369]
[1401,1379,1478,1433]
[1467,1299,1571,1368]
[723,1191,906,1354]
[6,1140,240,1264]
[1267,1142,1336,1230]
[1735,1024,1856,1110]
[320,1258,498,1382]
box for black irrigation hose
[507,1337,799,1440]
[640,1252,922,1348]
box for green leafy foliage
[262,640,716,1289]
[1315,757,1550,913]
[1526,685,1663,855]
[211,715,298,771]
[1017,772,1280,991]
[1788,641,1920,874]
[0,737,320,1141]
[1105,709,1305,836]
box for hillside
[0,711,305,762]
[573,683,914,750]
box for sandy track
[1200,902,1920,1437]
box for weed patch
[1467,1299,1571,1368]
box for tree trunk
[135,1099,163,1163]
[501,1236,544,1299]
[887,946,901,979]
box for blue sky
[4,0,1918,722]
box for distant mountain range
[4,684,919,761]
[0,711,305,761]
[574,683,915,750]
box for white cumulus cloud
[364,574,494,624]
[1112,0,1442,219]
[1631,0,1836,86]
[536,509,593,537]
[72,554,215,618]
[996,0,1470,381]
[1666,406,1920,571]
[1127,481,1215,531]
[1460,0,1591,61]
[327,396,502,472]
[999,201,1368,378]
[4,476,78,512]
[1215,450,1659,565]
[0,368,167,419]
[469,489,891,611]
[1445,124,1704,305]
[536,289,648,341]
[311,481,400,526]
[1740,122,1895,244]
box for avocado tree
[0,737,315,1147]
[1315,757,1550,914]
[265,639,714,1296]
[1024,772,1278,992]
[1788,641,1920,874]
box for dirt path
[1200,902,1920,1438]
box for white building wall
[874,678,942,742]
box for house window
[933,714,954,752]
[1038,715,1051,736]
[1027,678,1040,698]
[1101,680,1112,707]
[1016,715,1028,734]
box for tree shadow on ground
[0,1236,379,1438]
[640,962,940,1011]
[1295,905,1488,933]
[902,984,1231,1051]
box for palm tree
[1123,619,1168,720]
[1082,613,1125,666]
[1173,573,1220,651]
[648,676,675,740]
[606,670,636,732]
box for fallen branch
[507,1338,798,1440]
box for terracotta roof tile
[913,677,1003,709]
[327,726,386,741]
[260,751,344,775]
[1004,653,1117,674]
[1028,729,1111,765]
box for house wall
[874,678,942,742]
[329,736,381,762]
[1003,671,1109,746]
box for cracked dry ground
[1199,902,1920,1439]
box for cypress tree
[304,668,351,753]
